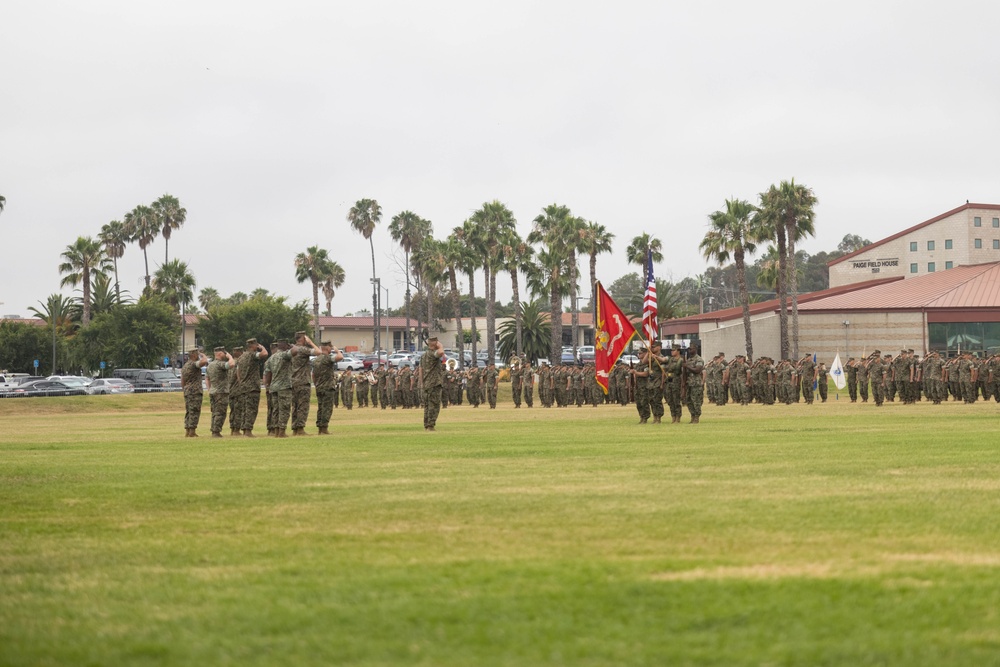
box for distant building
[829,202,1000,287]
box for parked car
[560,351,578,366]
[361,352,389,370]
[577,345,596,364]
[388,352,416,368]
[7,380,88,397]
[0,373,31,392]
[87,378,135,395]
[335,354,365,371]
[112,368,182,393]
[618,354,640,367]
[46,376,93,390]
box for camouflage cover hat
[188,348,201,355]
[233,346,244,352]
[275,338,288,345]
[246,338,258,346]
[214,346,226,352]
[294,331,307,339]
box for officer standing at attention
[206,346,235,438]
[234,338,268,437]
[484,359,499,408]
[683,344,706,423]
[632,347,651,424]
[312,341,343,435]
[181,348,209,437]
[417,337,446,430]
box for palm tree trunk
[786,219,800,359]
[82,266,91,327]
[511,268,523,357]
[487,266,497,361]
[775,226,789,360]
[468,270,478,364]
[165,238,169,265]
[413,270,423,351]
[113,257,120,304]
[735,248,752,359]
[569,249,579,359]
[425,276,434,344]
[549,268,562,363]
[369,237,379,352]
[450,268,464,370]
[142,248,151,291]
[404,249,411,352]
[589,252,598,323]
[312,279,321,341]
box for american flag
[642,248,658,343]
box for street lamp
[842,320,850,358]
[369,278,382,353]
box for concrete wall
[798,311,925,363]
[698,312,781,360]
[830,207,1000,287]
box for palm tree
[562,215,587,360]
[500,230,533,357]
[198,287,221,312]
[497,300,551,364]
[389,211,432,351]
[123,204,160,292]
[580,222,614,318]
[443,234,469,368]
[758,180,817,358]
[701,198,761,358]
[294,246,337,340]
[347,198,383,350]
[413,238,447,345]
[470,200,517,360]
[29,294,78,338]
[321,262,346,317]
[625,232,664,284]
[0,195,6,215]
[453,219,482,363]
[152,194,187,264]
[527,203,575,362]
[250,288,270,301]
[59,236,111,327]
[152,259,197,313]
[98,220,129,303]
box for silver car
[87,378,136,395]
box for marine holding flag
[594,282,637,394]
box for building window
[976,238,983,249]
[975,216,982,227]
[945,239,953,249]
[994,218,999,228]
[927,240,935,251]
[945,261,954,269]
[910,263,918,274]
[928,262,936,272]
[910,241,918,251]
[994,240,1000,250]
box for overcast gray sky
[3,1,999,318]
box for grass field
[2,389,1000,666]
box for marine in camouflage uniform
[418,337,446,430]
[632,350,651,423]
[925,351,944,404]
[377,364,389,409]
[483,362,499,409]
[263,343,280,434]
[466,367,482,407]
[340,369,355,409]
[958,351,978,403]
[289,332,321,435]
[181,349,209,437]
[646,343,666,422]
[664,345,684,422]
[227,347,244,435]
[817,362,828,402]
[798,354,816,405]
[683,346,706,423]
[356,370,370,408]
[265,339,295,436]
[234,338,268,436]
[398,366,412,408]
[206,346,235,437]
[510,359,523,407]
[522,363,534,407]
[312,341,343,435]
[892,350,910,404]
[857,353,872,403]
[845,358,858,402]
[537,364,551,407]
[386,367,397,409]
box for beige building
[829,202,1000,287]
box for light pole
[370,278,382,353]
[842,320,850,358]
[380,283,390,352]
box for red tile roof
[800,262,1000,311]
[661,276,900,334]
[828,203,1000,267]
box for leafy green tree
[0,195,5,215]
[294,246,337,339]
[72,297,179,371]
[498,300,551,365]
[98,220,128,303]
[59,236,111,328]
[152,194,187,264]
[625,233,664,282]
[608,272,643,312]
[347,198,383,350]
[528,203,575,362]
[470,200,517,360]
[0,320,56,374]
[837,234,871,254]
[124,204,160,292]
[198,295,310,352]
[701,198,761,358]
[152,259,196,314]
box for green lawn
[2,391,1000,666]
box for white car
[87,378,135,395]
[388,353,417,368]
[335,354,365,371]
[618,354,640,366]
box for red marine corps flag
[594,281,637,393]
